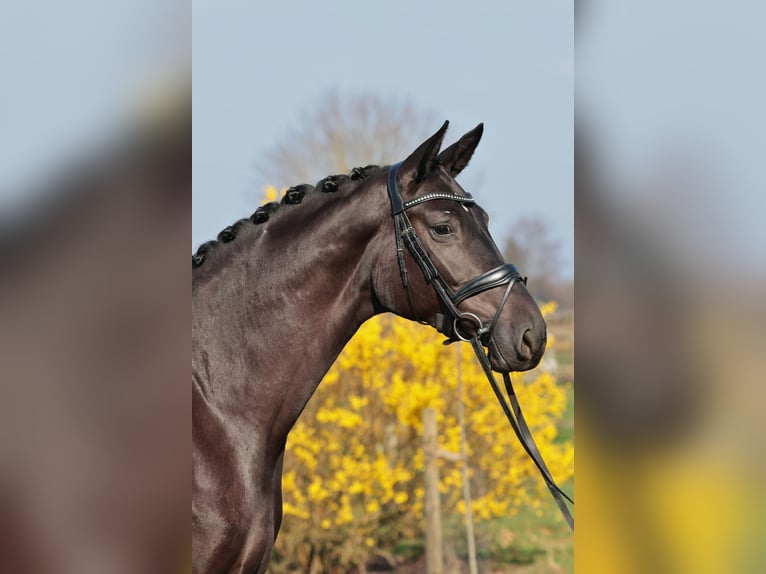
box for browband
[387,161,475,215]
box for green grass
[391,539,424,561]
[440,479,574,573]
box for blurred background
[576,1,766,573]
[0,2,189,573]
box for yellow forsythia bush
[269,302,572,572]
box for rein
[386,162,574,530]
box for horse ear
[398,121,449,190]
[437,123,484,177]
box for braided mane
[192,165,381,268]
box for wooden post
[456,346,478,574]
[422,407,443,574]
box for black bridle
[386,162,574,530]
[387,162,525,343]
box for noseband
[386,162,574,530]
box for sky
[192,1,574,278]
[577,1,766,273]
[0,1,187,204]
[0,1,573,277]
[3,2,765,279]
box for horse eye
[432,224,453,236]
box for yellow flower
[262,185,279,203]
[539,300,558,317]
[365,500,380,514]
[273,310,573,570]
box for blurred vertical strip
[576,1,766,573]
[0,2,189,573]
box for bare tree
[255,91,438,189]
[504,216,572,306]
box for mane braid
[251,201,280,224]
[192,165,382,269]
[192,240,218,268]
[282,184,312,205]
[218,218,249,243]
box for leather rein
[386,162,574,530]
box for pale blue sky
[192,1,574,277]
[0,1,186,205]
[0,1,573,276]
[578,1,766,273]
[3,2,764,278]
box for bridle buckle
[452,312,485,343]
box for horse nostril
[521,329,542,360]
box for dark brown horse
[192,122,547,573]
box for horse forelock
[191,165,384,270]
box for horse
[192,121,547,573]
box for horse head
[374,122,547,372]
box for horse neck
[192,181,389,440]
